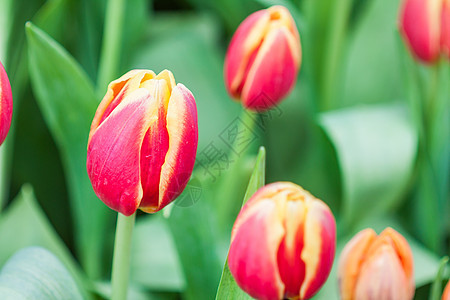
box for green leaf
[216,147,266,300]
[26,22,114,278]
[0,247,83,300]
[340,0,402,107]
[0,185,89,299]
[130,215,185,291]
[430,256,449,300]
[320,103,417,229]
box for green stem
[97,0,126,93]
[320,0,353,111]
[111,212,136,300]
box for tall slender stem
[111,211,136,300]
[97,0,126,93]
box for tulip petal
[87,88,155,216]
[354,245,410,300]
[441,0,450,58]
[277,199,306,298]
[139,79,170,210]
[299,200,336,299]
[338,229,377,300]
[89,70,156,141]
[140,84,198,213]
[399,0,442,63]
[241,26,300,110]
[0,62,12,145]
[228,199,285,300]
[224,10,270,98]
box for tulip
[0,61,12,146]
[224,5,301,111]
[442,0,450,58]
[443,280,450,300]
[87,70,198,216]
[338,227,414,300]
[228,182,336,300]
[399,0,450,63]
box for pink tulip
[399,0,450,63]
[0,61,12,146]
[87,70,198,216]
[228,182,336,300]
[338,228,415,300]
[224,5,301,111]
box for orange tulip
[338,228,414,300]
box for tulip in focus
[399,0,450,62]
[443,280,450,300]
[87,70,198,216]
[228,182,336,300]
[0,61,12,146]
[224,5,301,111]
[338,227,414,300]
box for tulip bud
[399,0,450,63]
[224,5,301,111]
[441,0,450,58]
[443,280,450,300]
[228,182,336,300]
[338,228,415,300]
[0,61,12,146]
[87,70,198,216]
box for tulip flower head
[338,228,414,300]
[224,5,301,111]
[399,0,450,63]
[0,61,12,146]
[87,70,198,216]
[228,182,336,300]
[443,280,450,300]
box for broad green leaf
[320,103,417,229]
[430,256,449,300]
[26,22,113,278]
[0,247,83,300]
[216,147,266,300]
[130,215,185,291]
[340,0,402,107]
[0,185,89,299]
[167,188,224,300]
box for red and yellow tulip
[0,61,12,146]
[224,5,301,111]
[87,69,198,216]
[399,0,450,62]
[228,182,336,300]
[338,227,415,300]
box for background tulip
[224,5,301,111]
[338,227,414,300]
[399,0,449,63]
[87,69,198,216]
[228,182,336,300]
[0,61,12,146]
[443,280,450,300]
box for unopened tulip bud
[224,5,301,111]
[443,280,450,300]
[87,70,198,216]
[0,61,12,146]
[338,228,414,300]
[228,182,336,300]
[399,0,450,63]
[441,0,450,58]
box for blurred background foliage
[0,0,448,299]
